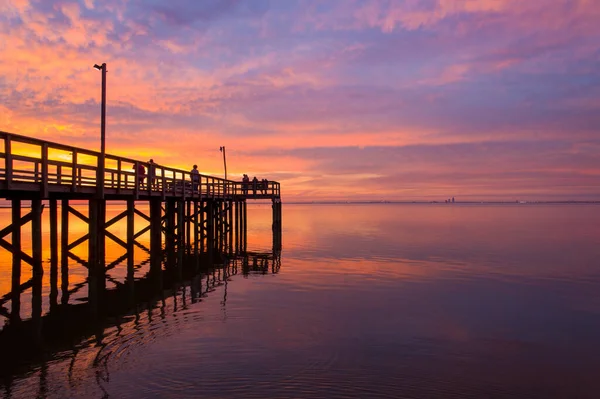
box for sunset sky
[1,0,599,201]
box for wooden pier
[0,130,283,328]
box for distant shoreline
[282,201,600,205]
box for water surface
[2,203,600,398]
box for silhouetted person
[148,159,156,189]
[242,174,249,195]
[252,176,258,196]
[133,163,145,187]
[191,165,199,192]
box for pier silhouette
[0,130,283,390]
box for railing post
[4,135,12,189]
[71,151,77,192]
[41,143,49,198]
[134,161,139,199]
[161,168,166,200]
[117,159,122,193]
[97,154,104,199]
[147,162,152,197]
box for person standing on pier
[252,176,258,196]
[148,159,156,189]
[191,164,199,192]
[242,174,249,195]
[133,163,146,187]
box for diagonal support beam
[67,234,89,251]
[105,230,127,249]
[68,206,89,224]
[0,212,34,239]
[134,224,151,239]
[0,238,34,266]
[133,208,151,223]
[105,210,127,229]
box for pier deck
[0,131,280,201]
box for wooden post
[228,200,233,254]
[186,200,191,254]
[200,200,205,254]
[4,135,13,189]
[61,199,69,304]
[134,161,140,199]
[193,201,199,272]
[88,199,99,317]
[31,199,43,337]
[150,198,162,276]
[177,200,184,279]
[127,199,134,282]
[99,200,106,293]
[10,199,21,323]
[234,200,239,254]
[165,199,175,269]
[243,200,247,253]
[49,199,58,310]
[206,200,214,265]
[41,143,49,198]
[117,159,122,193]
[193,201,199,256]
[218,200,223,251]
[71,151,77,192]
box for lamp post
[220,146,227,180]
[93,63,106,198]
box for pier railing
[0,131,280,199]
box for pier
[0,130,283,374]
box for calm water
[1,203,600,398]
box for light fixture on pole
[219,146,227,180]
[93,62,107,198]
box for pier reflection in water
[0,203,281,398]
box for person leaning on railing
[133,163,146,187]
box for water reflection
[0,232,281,397]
